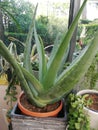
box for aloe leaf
[50,32,69,75]
[23,4,39,96]
[20,65,44,92]
[43,31,98,101]
[43,0,88,89]
[8,42,18,59]
[31,44,37,57]
[8,37,25,47]
[0,41,29,92]
[23,4,38,73]
[0,40,46,107]
[34,25,47,82]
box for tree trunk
[0,0,4,41]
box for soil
[20,93,61,113]
[84,93,98,112]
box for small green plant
[67,93,90,130]
[83,53,98,89]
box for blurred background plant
[0,0,68,54]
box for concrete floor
[0,85,21,130]
[0,85,10,130]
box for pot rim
[18,91,63,117]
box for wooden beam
[67,0,81,62]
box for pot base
[11,103,67,130]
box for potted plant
[0,0,98,129]
[77,89,98,130]
[66,93,90,130]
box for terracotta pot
[77,89,98,130]
[18,92,63,117]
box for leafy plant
[67,93,90,130]
[0,42,20,108]
[83,21,98,45]
[82,53,98,89]
[0,0,98,108]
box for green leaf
[23,4,38,73]
[0,40,46,107]
[34,25,47,82]
[40,30,98,102]
[12,97,17,102]
[75,123,80,129]
[42,0,88,89]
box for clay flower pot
[77,89,98,130]
[18,92,63,117]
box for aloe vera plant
[0,0,97,107]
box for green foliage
[36,15,66,45]
[83,20,98,45]
[80,19,91,24]
[83,53,98,89]
[0,0,34,53]
[67,93,90,130]
[36,16,49,45]
[6,0,34,33]
[1,0,69,50]
[0,42,20,108]
[4,85,17,107]
[47,16,67,45]
[37,15,48,25]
